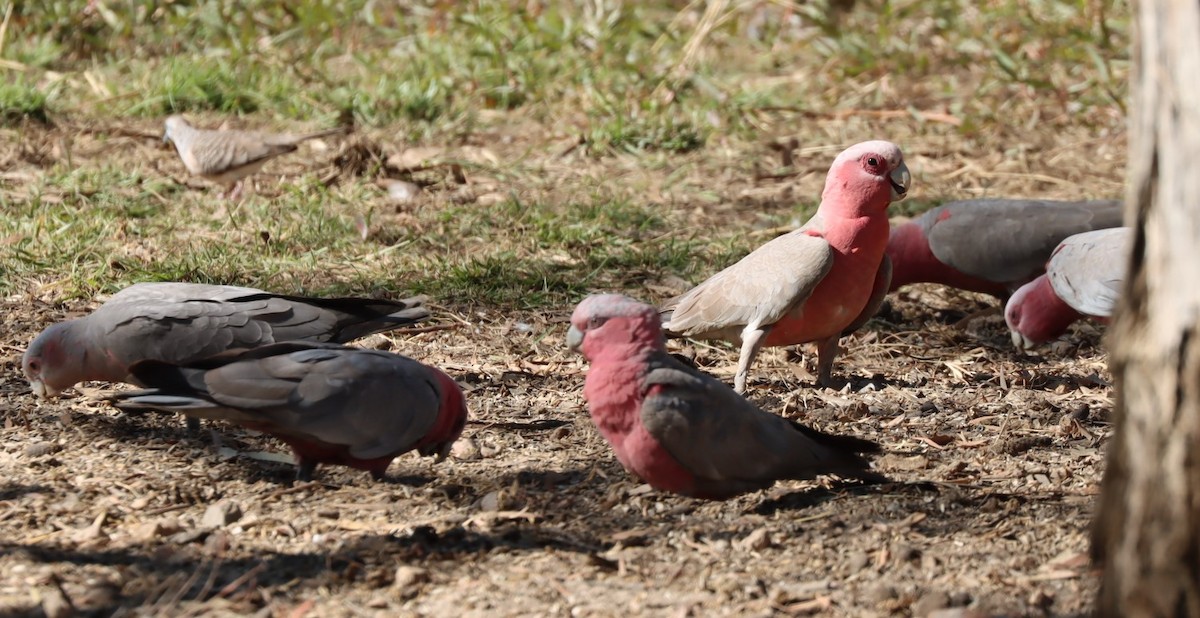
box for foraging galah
[569,294,884,500]
[887,198,1123,297]
[108,342,468,481]
[163,115,348,198]
[662,140,910,392]
[1006,227,1131,350]
[22,282,430,399]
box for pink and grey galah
[22,282,430,399]
[569,294,885,500]
[1005,227,1131,350]
[108,342,468,481]
[661,140,910,392]
[886,198,1123,298]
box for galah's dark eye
[587,317,607,329]
[867,157,878,166]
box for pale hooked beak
[29,380,59,399]
[889,161,911,202]
[1010,329,1036,352]
[566,325,584,352]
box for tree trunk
[1092,1,1200,616]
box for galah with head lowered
[887,198,1123,298]
[108,342,468,481]
[1006,227,1131,350]
[569,294,885,500]
[661,140,910,392]
[22,282,430,400]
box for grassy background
[0,0,1129,309]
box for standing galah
[661,140,910,392]
[569,294,885,500]
[887,198,1123,298]
[22,282,430,399]
[1006,227,1131,350]
[108,342,468,481]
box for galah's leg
[735,326,768,394]
[296,459,317,483]
[814,335,841,386]
[184,416,200,433]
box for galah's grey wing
[662,230,835,337]
[638,352,879,495]
[926,199,1123,283]
[126,343,443,459]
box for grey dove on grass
[108,342,468,482]
[22,282,430,401]
[163,115,348,198]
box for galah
[661,140,910,392]
[569,294,885,500]
[108,342,468,481]
[887,198,1123,297]
[22,282,430,399]
[1006,227,1131,350]
[163,115,348,199]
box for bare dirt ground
[1,114,1119,617]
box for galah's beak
[29,379,58,399]
[1010,329,1036,352]
[566,325,584,353]
[889,161,911,202]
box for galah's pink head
[566,294,665,361]
[1004,275,1083,350]
[416,368,470,462]
[820,140,911,218]
[22,321,85,399]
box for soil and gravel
[0,101,1122,616]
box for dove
[887,198,1124,298]
[661,140,910,392]
[163,115,347,198]
[108,342,468,481]
[1006,227,1131,350]
[568,294,885,500]
[22,282,430,400]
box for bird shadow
[753,479,929,516]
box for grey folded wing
[662,230,834,337]
[121,343,443,459]
[638,353,875,495]
[926,199,1124,283]
[95,283,429,368]
[188,130,298,176]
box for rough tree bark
[1092,1,1200,616]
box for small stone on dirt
[912,590,950,616]
[24,441,59,457]
[736,528,772,551]
[201,501,243,528]
[40,586,74,618]
[392,566,429,597]
[381,179,422,204]
[451,437,481,461]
